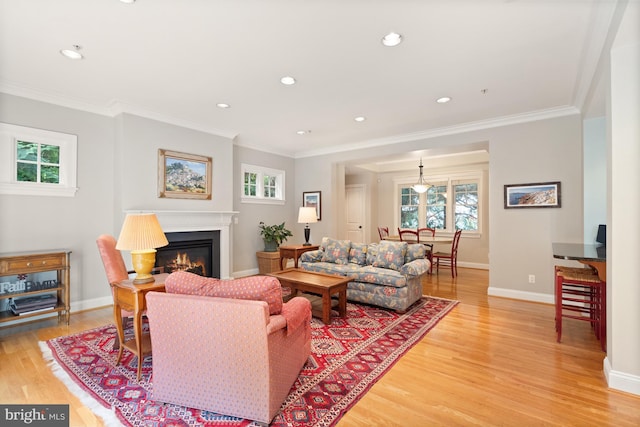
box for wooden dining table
[383,235,453,245]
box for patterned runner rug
[41,297,457,427]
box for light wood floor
[1,268,638,426]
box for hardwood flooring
[1,268,638,426]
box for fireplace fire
[164,251,207,276]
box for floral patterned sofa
[299,237,430,312]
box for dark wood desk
[278,244,319,269]
[112,273,168,380]
[552,243,606,281]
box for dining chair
[418,227,436,273]
[397,228,420,243]
[432,229,462,278]
[96,234,135,350]
[377,226,389,240]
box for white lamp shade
[298,207,318,223]
[116,213,169,250]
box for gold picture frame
[158,149,212,200]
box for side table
[112,273,168,380]
[279,244,320,269]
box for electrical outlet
[528,274,535,284]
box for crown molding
[293,105,581,159]
[0,82,238,140]
[0,81,112,116]
[106,100,238,140]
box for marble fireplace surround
[125,210,237,279]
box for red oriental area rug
[41,297,457,427]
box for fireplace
[155,231,221,278]
[126,210,236,279]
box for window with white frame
[0,123,78,197]
[397,173,480,234]
[240,163,285,204]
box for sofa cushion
[350,266,407,287]
[405,243,427,263]
[372,241,407,271]
[321,238,351,265]
[165,271,283,315]
[349,242,368,266]
[366,243,378,265]
[300,261,359,277]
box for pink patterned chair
[145,271,312,425]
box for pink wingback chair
[96,234,135,349]
[145,273,312,424]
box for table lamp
[298,206,318,246]
[116,213,168,284]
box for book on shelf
[10,305,56,316]
[9,294,57,315]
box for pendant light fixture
[412,158,429,193]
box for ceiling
[0,1,622,160]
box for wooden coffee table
[269,268,350,324]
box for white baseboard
[604,357,640,396]
[72,296,113,313]
[458,261,489,270]
[487,286,554,304]
[233,268,259,278]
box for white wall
[583,116,607,241]
[605,6,640,393]
[0,93,117,309]
[489,116,583,302]
[232,145,296,275]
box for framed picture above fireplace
[158,149,212,200]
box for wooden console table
[0,250,71,327]
[112,273,168,380]
[278,244,319,269]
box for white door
[346,184,365,242]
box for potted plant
[259,221,293,252]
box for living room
[0,0,638,423]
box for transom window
[17,140,61,184]
[0,123,78,197]
[241,163,285,204]
[397,174,480,233]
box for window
[397,173,480,234]
[241,163,285,204]
[0,123,78,197]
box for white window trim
[240,163,286,205]
[393,170,482,238]
[0,123,78,197]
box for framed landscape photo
[504,181,561,209]
[303,191,321,221]
[158,149,212,200]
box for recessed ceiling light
[296,130,310,135]
[381,32,402,47]
[216,103,230,109]
[120,0,136,3]
[280,76,296,85]
[354,116,366,122]
[436,96,451,104]
[60,45,83,60]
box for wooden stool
[554,266,606,351]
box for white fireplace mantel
[124,210,238,279]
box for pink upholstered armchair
[145,272,312,424]
[96,234,134,349]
